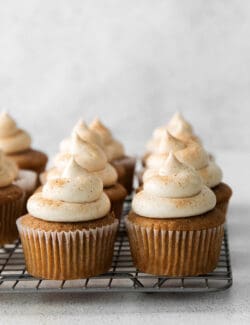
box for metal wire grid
[0,199,232,293]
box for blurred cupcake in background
[0,111,48,175]
[89,118,136,195]
[17,157,118,280]
[0,151,24,245]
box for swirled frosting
[89,118,125,161]
[27,158,111,222]
[144,135,222,188]
[146,113,200,153]
[0,150,18,187]
[133,153,216,218]
[59,119,104,153]
[0,112,31,154]
[53,135,118,187]
[167,112,201,143]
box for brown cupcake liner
[125,217,224,276]
[0,196,24,245]
[17,219,118,280]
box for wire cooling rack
[0,198,232,293]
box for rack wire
[0,198,232,293]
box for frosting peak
[133,153,216,218]
[145,153,203,198]
[89,118,113,145]
[72,133,107,172]
[89,118,125,161]
[59,119,104,153]
[158,131,186,154]
[53,135,118,187]
[27,158,111,222]
[0,112,31,153]
[167,112,193,136]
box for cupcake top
[133,153,216,218]
[52,133,118,187]
[0,112,31,154]
[27,157,111,222]
[59,119,104,153]
[146,112,200,153]
[144,131,222,188]
[0,150,19,187]
[89,118,125,161]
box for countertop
[1,151,249,325]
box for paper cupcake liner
[125,217,224,276]
[17,219,118,280]
[0,196,24,245]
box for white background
[1,1,250,324]
[0,0,249,157]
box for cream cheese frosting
[27,158,111,222]
[89,118,125,161]
[144,131,222,188]
[0,150,18,187]
[133,153,216,218]
[59,119,104,153]
[52,134,118,187]
[146,113,200,153]
[0,112,31,154]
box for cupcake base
[125,209,225,276]
[8,149,48,174]
[104,183,127,219]
[17,213,118,280]
[0,185,24,245]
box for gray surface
[1,151,250,324]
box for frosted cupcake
[126,153,224,276]
[46,134,127,219]
[0,152,24,245]
[17,158,118,280]
[89,118,136,195]
[142,132,232,217]
[0,112,48,175]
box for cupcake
[125,153,224,276]
[17,158,118,280]
[46,134,127,219]
[142,131,232,217]
[89,118,136,195]
[0,152,24,245]
[0,112,48,175]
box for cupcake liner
[125,216,224,276]
[17,219,118,280]
[0,196,24,245]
